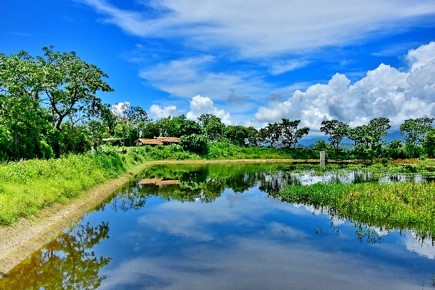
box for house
[135,137,181,146]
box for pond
[1,163,434,289]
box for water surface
[1,163,434,289]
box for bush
[180,134,209,154]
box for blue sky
[1,0,435,133]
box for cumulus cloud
[79,0,435,57]
[255,42,435,132]
[186,95,231,124]
[149,104,178,120]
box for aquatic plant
[281,181,435,239]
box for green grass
[205,142,299,159]
[0,145,201,225]
[280,181,435,238]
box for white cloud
[111,102,130,119]
[139,56,270,101]
[407,41,435,71]
[149,104,178,120]
[269,59,310,75]
[80,0,435,57]
[186,95,231,125]
[405,232,435,259]
[255,42,435,132]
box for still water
[1,163,434,289]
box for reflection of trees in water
[111,164,317,209]
[0,222,111,289]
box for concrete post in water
[320,151,326,168]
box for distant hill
[299,130,404,148]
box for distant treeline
[0,47,434,161]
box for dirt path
[0,158,343,275]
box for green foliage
[198,113,225,141]
[205,141,294,159]
[281,181,435,238]
[400,117,434,145]
[320,119,349,151]
[0,145,204,225]
[0,46,113,160]
[224,125,249,146]
[280,119,310,149]
[422,127,435,158]
[180,134,209,154]
[259,122,280,147]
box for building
[135,137,181,146]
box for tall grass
[0,145,200,225]
[205,142,297,159]
[280,181,435,238]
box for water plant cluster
[280,181,435,239]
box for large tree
[39,46,113,129]
[400,117,434,145]
[367,117,390,151]
[225,125,249,146]
[260,122,281,147]
[280,119,310,149]
[320,119,349,152]
[198,114,225,141]
[0,47,114,158]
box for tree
[126,105,148,125]
[100,104,117,136]
[367,117,390,152]
[280,119,310,149]
[260,122,280,147]
[246,127,259,146]
[224,125,249,146]
[180,134,208,154]
[320,120,349,152]
[400,117,434,145]
[198,114,225,141]
[422,128,435,158]
[0,47,113,158]
[141,121,160,138]
[155,115,201,137]
[38,46,114,130]
[0,93,52,160]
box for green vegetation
[280,181,435,239]
[0,145,200,225]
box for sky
[1,0,435,134]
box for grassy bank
[0,145,199,225]
[280,181,435,238]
